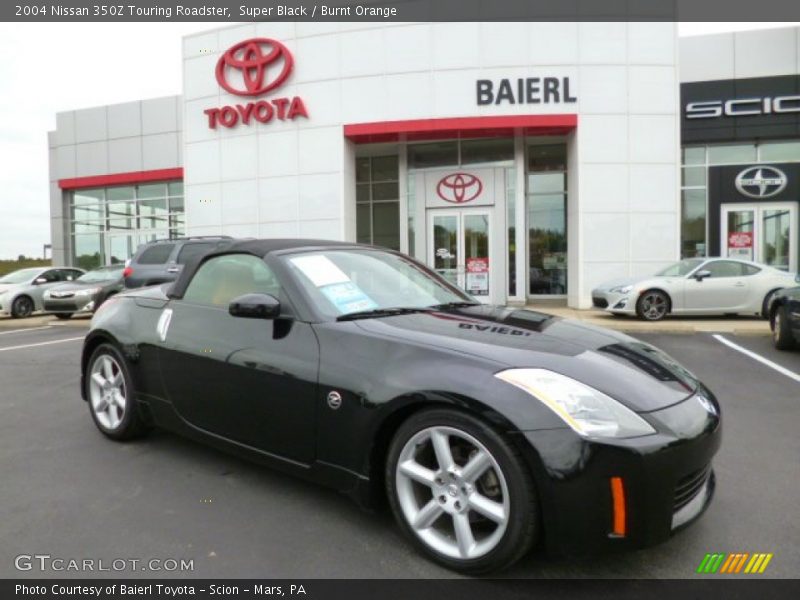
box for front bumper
[591,290,636,314]
[515,390,721,556]
[43,296,95,314]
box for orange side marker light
[610,476,626,537]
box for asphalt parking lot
[0,321,798,579]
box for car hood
[592,277,640,292]
[353,305,699,412]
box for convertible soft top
[168,238,361,299]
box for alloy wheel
[640,292,667,320]
[394,426,510,560]
[774,312,782,343]
[88,354,127,430]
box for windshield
[0,268,43,284]
[77,266,124,283]
[655,259,705,277]
[284,249,474,319]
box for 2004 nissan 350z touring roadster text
[80,240,721,574]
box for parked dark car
[123,236,233,289]
[81,240,721,574]
[43,265,125,319]
[769,283,800,350]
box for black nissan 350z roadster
[80,239,721,574]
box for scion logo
[735,166,787,199]
[436,173,483,204]
[204,38,308,130]
[686,95,800,119]
[215,38,294,97]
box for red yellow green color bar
[696,552,773,574]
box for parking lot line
[713,334,800,384]
[0,336,84,353]
[0,326,52,336]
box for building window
[527,143,567,296]
[707,143,757,165]
[408,138,514,169]
[506,167,516,297]
[680,145,708,258]
[70,181,184,270]
[759,140,800,162]
[355,156,400,250]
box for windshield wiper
[337,307,434,321]
[429,301,481,309]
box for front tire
[762,289,780,319]
[10,295,34,318]
[55,313,73,320]
[636,290,670,321]
[773,306,797,351]
[386,408,537,575]
[85,343,149,440]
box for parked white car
[592,258,797,321]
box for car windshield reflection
[284,249,474,320]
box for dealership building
[48,23,800,307]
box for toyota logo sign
[204,38,308,130]
[735,166,788,199]
[436,173,483,204]
[215,38,294,97]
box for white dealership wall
[680,26,800,82]
[181,22,680,308]
[49,96,183,266]
[49,22,680,308]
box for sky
[0,22,797,260]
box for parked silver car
[592,258,797,321]
[0,267,85,318]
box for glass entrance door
[722,203,798,272]
[428,209,492,303]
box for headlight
[76,287,101,297]
[495,368,656,439]
[610,285,633,294]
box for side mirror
[33,277,47,285]
[694,270,711,281]
[228,293,281,320]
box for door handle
[166,267,181,273]
[733,282,745,287]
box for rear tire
[636,290,670,321]
[10,295,34,319]
[385,408,538,575]
[773,306,797,351]
[85,343,149,440]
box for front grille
[674,464,711,512]
[592,297,608,308]
[44,302,79,311]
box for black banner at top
[3,0,800,22]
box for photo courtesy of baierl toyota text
[1,1,800,599]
